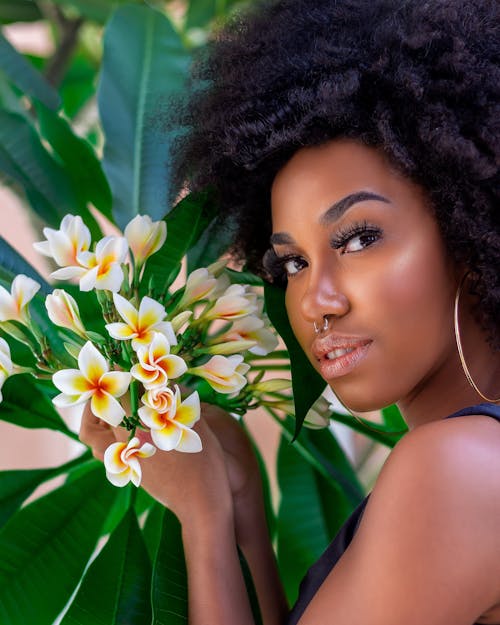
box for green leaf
[277,428,357,605]
[186,213,234,274]
[98,4,191,230]
[0,466,117,625]
[61,508,152,625]
[0,451,91,530]
[264,283,325,438]
[48,0,138,24]
[0,234,51,291]
[0,0,42,23]
[0,374,75,436]
[0,110,77,226]
[142,501,165,562]
[36,103,113,225]
[185,0,244,30]
[141,191,217,297]
[0,31,59,109]
[151,507,188,624]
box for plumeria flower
[0,337,13,402]
[205,284,257,321]
[33,214,91,268]
[51,236,128,292]
[106,293,176,350]
[45,289,86,337]
[139,386,202,452]
[131,332,187,390]
[124,214,166,267]
[52,341,131,426]
[0,274,40,323]
[178,267,218,308]
[189,354,249,394]
[215,316,278,356]
[104,437,156,487]
[303,396,332,429]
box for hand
[79,401,233,526]
[79,401,264,539]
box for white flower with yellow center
[139,386,201,452]
[33,214,91,268]
[189,354,249,394]
[45,289,86,337]
[131,332,187,390]
[216,316,278,356]
[52,341,131,426]
[106,293,176,350]
[178,267,218,308]
[0,274,40,323]
[0,337,13,402]
[205,284,257,321]
[51,236,128,293]
[124,215,166,267]
[104,437,156,487]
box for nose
[299,267,350,325]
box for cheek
[372,235,456,349]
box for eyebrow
[270,191,390,245]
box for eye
[282,255,307,277]
[330,221,383,254]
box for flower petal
[106,470,133,487]
[105,322,137,341]
[175,391,200,428]
[100,371,131,397]
[112,293,138,328]
[53,368,93,395]
[0,285,18,322]
[151,422,183,451]
[78,341,108,383]
[160,354,188,379]
[104,441,127,472]
[95,262,124,292]
[51,266,87,281]
[52,392,92,407]
[91,391,124,426]
[79,266,99,292]
[138,406,166,430]
[138,296,166,330]
[176,426,202,453]
[11,275,40,311]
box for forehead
[270,139,427,229]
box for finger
[79,403,116,461]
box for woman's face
[270,139,460,413]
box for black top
[286,402,500,625]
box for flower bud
[124,215,166,266]
[46,289,86,337]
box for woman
[81,0,500,623]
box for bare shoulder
[299,414,500,624]
[379,413,500,507]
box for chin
[328,383,399,415]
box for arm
[80,404,288,625]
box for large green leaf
[47,0,141,24]
[141,191,217,298]
[98,4,191,230]
[0,373,75,437]
[277,429,358,605]
[0,466,117,625]
[0,235,50,291]
[185,0,246,30]
[0,110,77,226]
[0,0,42,23]
[264,283,325,437]
[151,507,188,624]
[0,31,59,109]
[0,451,92,530]
[36,103,112,225]
[61,508,152,625]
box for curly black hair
[172,0,500,346]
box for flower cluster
[0,213,331,488]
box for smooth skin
[81,139,500,624]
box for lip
[312,334,372,380]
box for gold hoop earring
[454,274,500,403]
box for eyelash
[264,221,383,282]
